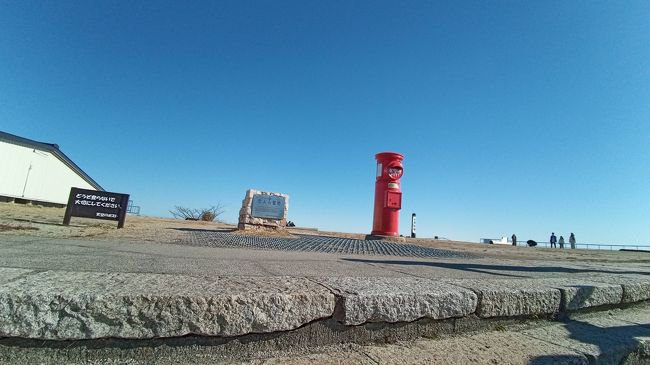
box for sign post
[63,187,130,228]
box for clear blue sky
[1,1,649,244]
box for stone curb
[445,278,629,317]
[580,274,650,303]
[0,268,33,285]
[0,270,334,340]
[444,279,562,318]
[313,277,477,325]
[0,268,648,340]
[550,278,623,311]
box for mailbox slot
[385,191,402,209]
[387,166,403,180]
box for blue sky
[1,1,649,244]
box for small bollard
[411,213,416,238]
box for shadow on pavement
[169,228,237,233]
[12,218,83,227]
[341,258,650,276]
[527,353,587,364]
[528,320,650,364]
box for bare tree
[170,204,225,222]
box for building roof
[0,131,104,191]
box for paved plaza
[1,230,648,280]
[1,208,650,364]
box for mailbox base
[365,234,406,242]
[238,223,286,231]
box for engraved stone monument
[238,189,289,230]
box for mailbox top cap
[375,152,404,161]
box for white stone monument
[238,189,289,230]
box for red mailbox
[371,152,404,237]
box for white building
[0,131,103,207]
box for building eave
[0,131,104,191]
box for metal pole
[410,213,416,238]
[62,187,76,226]
[117,194,130,229]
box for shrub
[200,210,216,222]
[170,204,224,222]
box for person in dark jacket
[569,233,576,249]
[550,232,557,248]
[511,234,517,246]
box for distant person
[511,234,517,246]
[559,235,565,249]
[569,233,576,249]
[550,232,557,248]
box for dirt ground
[0,202,648,264]
[0,202,235,243]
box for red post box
[371,152,404,237]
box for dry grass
[0,202,234,241]
[0,223,39,232]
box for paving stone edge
[0,269,648,340]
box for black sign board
[63,187,130,228]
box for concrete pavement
[1,234,648,279]
[1,233,650,363]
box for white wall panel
[0,141,96,204]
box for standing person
[550,232,557,248]
[559,235,565,249]
[512,233,517,246]
[569,233,576,249]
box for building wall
[0,141,96,204]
